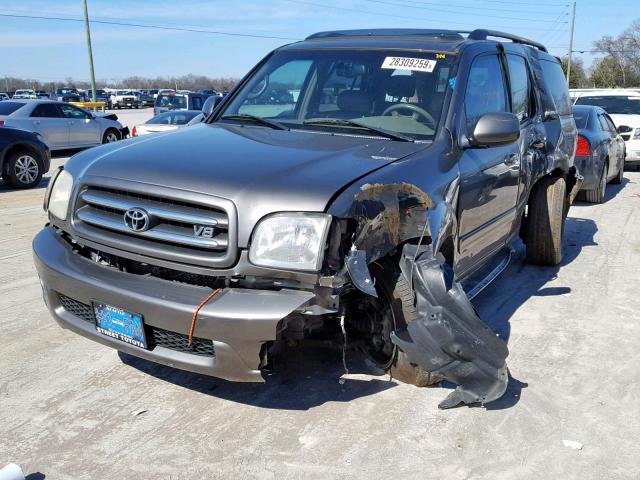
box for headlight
[633,128,640,140]
[47,170,74,220]
[249,213,331,271]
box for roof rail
[466,29,547,52]
[306,29,465,41]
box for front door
[59,103,101,146]
[456,53,524,277]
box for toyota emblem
[124,207,150,232]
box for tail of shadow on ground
[120,216,598,411]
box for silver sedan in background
[0,100,127,151]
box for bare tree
[591,20,640,87]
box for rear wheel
[611,160,624,185]
[362,259,439,387]
[526,175,566,265]
[583,162,608,204]
[2,150,43,189]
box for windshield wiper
[221,113,288,131]
[302,118,414,142]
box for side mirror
[617,125,632,134]
[202,95,223,116]
[470,112,520,147]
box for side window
[237,60,313,118]
[59,104,90,119]
[31,104,61,118]
[506,54,533,122]
[597,114,610,133]
[539,59,572,116]
[464,55,508,129]
[604,115,618,134]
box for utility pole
[566,1,577,84]
[82,0,97,103]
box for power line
[364,0,566,20]
[0,13,301,41]
[467,0,569,6]
[383,0,566,15]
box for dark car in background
[34,29,581,409]
[137,90,156,107]
[153,92,207,115]
[572,105,625,203]
[55,88,82,103]
[0,126,50,188]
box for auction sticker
[381,57,437,72]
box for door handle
[504,153,519,166]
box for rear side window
[0,102,26,115]
[506,54,533,122]
[464,54,508,128]
[31,104,62,118]
[597,114,610,132]
[539,59,571,116]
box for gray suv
[34,29,580,409]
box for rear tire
[2,150,43,189]
[369,259,440,387]
[583,162,608,204]
[611,161,623,185]
[526,175,566,266]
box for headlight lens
[249,213,331,271]
[47,170,74,220]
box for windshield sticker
[381,57,437,73]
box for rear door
[456,53,522,277]
[603,113,625,178]
[59,103,101,146]
[29,103,69,148]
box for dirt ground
[1,113,639,479]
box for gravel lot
[1,116,639,479]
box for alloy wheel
[14,155,39,185]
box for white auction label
[381,57,437,72]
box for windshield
[218,49,456,140]
[147,110,201,125]
[571,108,590,129]
[574,95,640,115]
[156,94,187,109]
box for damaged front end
[391,244,508,409]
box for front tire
[102,129,120,144]
[2,150,43,189]
[526,175,566,265]
[369,259,439,387]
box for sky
[0,0,636,83]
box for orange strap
[188,288,223,346]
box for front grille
[72,184,236,268]
[58,294,215,357]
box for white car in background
[573,89,640,168]
[13,89,37,99]
[0,100,127,151]
[131,109,203,137]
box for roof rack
[306,29,465,41]
[465,29,547,52]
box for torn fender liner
[345,249,377,297]
[390,244,509,409]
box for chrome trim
[77,206,228,250]
[80,190,227,227]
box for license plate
[93,302,147,348]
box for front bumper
[33,227,314,382]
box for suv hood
[66,122,428,246]
[610,113,640,130]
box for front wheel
[366,259,439,387]
[526,175,566,265]
[583,162,608,204]
[102,129,120,144]
[2,150,43,188]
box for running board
[464,247,513,300]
